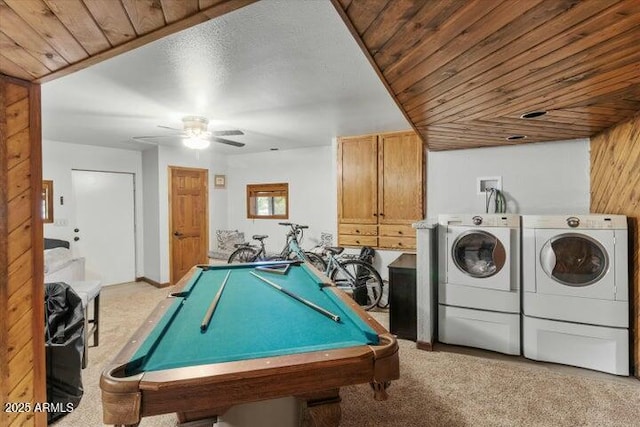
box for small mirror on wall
[42,180,54,223]
[246,183,288,219]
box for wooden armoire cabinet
[337,131,424,250]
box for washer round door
[452,230,507,278]
[540,233,609,287]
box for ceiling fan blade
[131,137,160,145]
[133,134,186,140]
[211,130,244,136]
[211,137,245,147]
[158,125,182,131]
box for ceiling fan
[133,116,245,149]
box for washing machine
[522,214,629,375]
[438,214,520,355]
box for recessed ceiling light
[520,110,547,119]
[506,135,527,141]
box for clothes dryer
[522,214,629,375]
[438,214,520,355]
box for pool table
[100,262,399,426]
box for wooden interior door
[169,166,209,285]
[378,132,424,225]
[337,135,378,224]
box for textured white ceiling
[41,0,409,154]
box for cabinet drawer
[379,224,416,237]
[338,234,378,247]
[338,224,378,236]
[378,236,416,250]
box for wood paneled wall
[590,113,640,378]
[1,74,45,425]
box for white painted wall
[226,146,337,255]
[42,140,144,277]
[142,147,160,282]
[427,139,590,220]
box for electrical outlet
[54,218,68,226]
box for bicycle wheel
[304,251,327,272]
[330,259,383,311]
[227,247,258,263]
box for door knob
[174,231,183,237]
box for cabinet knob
[398,242,403,246]
[373,213,377,217]
[356,240,360,244]
[380,213,385,216]
[355,229,360,233]
[398,231,403,235]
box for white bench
[68,280,102,368]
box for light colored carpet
[54,282,640,427]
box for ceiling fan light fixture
[183,136,210,150]
[183,115,211,138]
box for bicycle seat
[252,235,268,241]
[324,246,344,255]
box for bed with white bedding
[44,239,85,283]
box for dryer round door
[446,226,513,291]
[452,230,506,278]
[535,230,615,299]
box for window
[246,183,288,219]
[42,180,54,223]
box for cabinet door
[378,132,424,224]
[337,135,378,224]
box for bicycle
[310,244,388,309]
[227,234,273,263]
[276,222,327,271]
[316,246,383,311]
[227,223,326,271]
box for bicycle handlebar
[278,222,308,230]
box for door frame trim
[168,165,209,285]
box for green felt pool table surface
[101,262,399,427]
[128,262,380,374]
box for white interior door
[72,170,136,285]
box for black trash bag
[353,247,376,305]
[44,282,84,423]
[358,246,376,265]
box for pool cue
[250,272,340,322]
[200,271,231,332]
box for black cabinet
[388,253,417,341]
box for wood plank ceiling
[331,0,640,150]
[0,0,256,82]
[0,0,639,151]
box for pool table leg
[370,380,392,401]
[298,389,341,427]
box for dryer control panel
[522,214,627,230]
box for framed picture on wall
[214,175,226,189]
